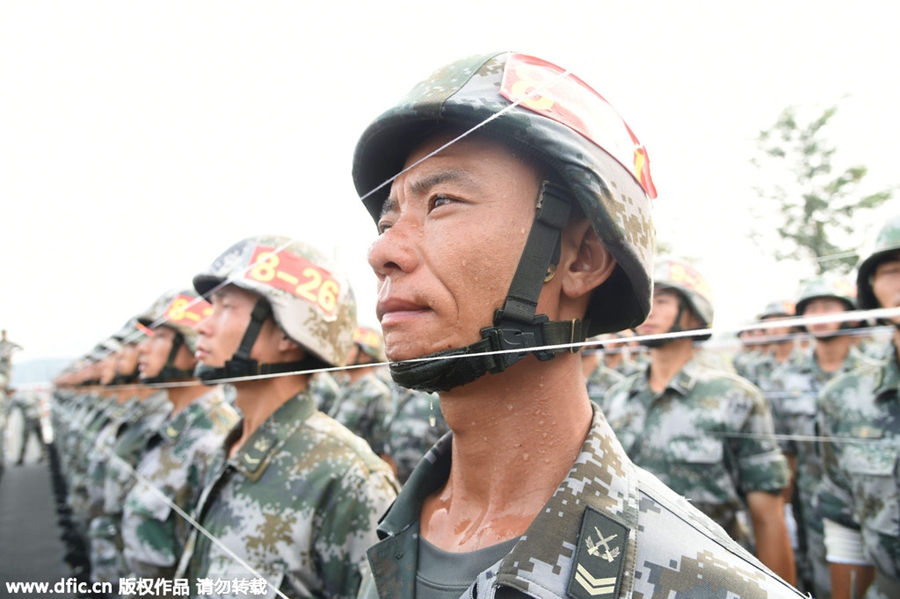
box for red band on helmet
[499,53,657,199]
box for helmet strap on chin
[110,371,140,385]
[390,181,587,393]
[142,331,195,384]
[196,298,326,384]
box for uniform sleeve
[728,381,790,494]
[314,459,398,599]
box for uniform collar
[630,355,700,408]
[368,403,639,599]
[226,390,316,482]
[159,388,223,443]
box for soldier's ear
[277,332,301,354]
[560,221,616,302]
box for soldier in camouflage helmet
[91,322,173,587]
[580,336,625,412]
[605,260,795,582]
[174,236,398,599]
[744,300,798,390]
[328,326,393,456]
[817,215,900,599]
[765,278,877,599]
[354,52,804,599]
[121,289,240,584]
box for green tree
[751,104,893,274]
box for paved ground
[0,426,71,599]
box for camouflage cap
[137,289,212,353]
[193,235,357,367]
[857,214,900,310]
[653,260,714,327]
[795,277,856,314]
[353,52,656,336]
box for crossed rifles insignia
[586,527,620,563]
[568,507,628,599]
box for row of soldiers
[576,219,900,599]
[45,228,899,599]
[48,236,449,598]
[27,48,900,599]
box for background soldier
[121,289,240,585]
[605,260,795,582]
[746,300,798,390]
[766,277,877,599]
[328,325,392,456]
[817,215,900,599]
[175,236,397,599]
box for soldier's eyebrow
[409,169,473,195]
[381,169,476,220]
[379,198,397,221]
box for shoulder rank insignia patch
[567,506,629,599]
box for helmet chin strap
[195,298,325,385]
[110,370,140,385]
[140,331,194,384]
[390,181,586,393]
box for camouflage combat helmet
[795,278,856,315]
[136,289,212,383]
[646,260,714,345]
[112,317,146,346]
[757,300,795,320]
[353,52,656,392]
[192,235,357,382]
[109,318,146,384]
[353,326,387,363]
[857,215,900,310]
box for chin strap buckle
[481,313,584,374]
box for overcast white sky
[2,1,898,366]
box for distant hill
[9,358,72,387]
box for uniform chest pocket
[842,444,899,536]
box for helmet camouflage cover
[795,277,856,315]
[353,325,387,362]
[857,214,900,310]
[757,300,795,320]
[193,235,357,367]
[653,260,714,328]
[353,51,656,336]
[137,289,212,353]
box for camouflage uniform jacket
[745,349,798,392]
[176,389,398,599]
[122,387,240,580]
[359,403,804,599]
[90,390,172,584]
[767,345,876,506]
[603,356,789,538]
[585,363,624,413]
[817,343,900,599]
[328,372,392,455]
[732,349,762,381]
[310,372,341,414]
[383,385,449,485]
